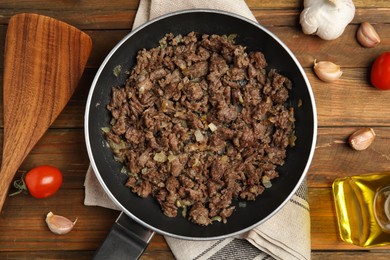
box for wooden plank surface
[0,0,389,259]
[0,9,389,29]
[0,125,388,253]
[0,24,388,69]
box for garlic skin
[313,60,343,82]
[46,212,77,235]
[348,128,376,151]
[357,22,381,48]
[300,0,355,40]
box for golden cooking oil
[332,172,390,247]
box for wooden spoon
[0,13,92,211]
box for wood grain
[0,5,388,69]
[0,129,388,251]
[0,0,389,11]
[0,22,387,69]
[0,127,385,190]
[0,0,388,36]
[0,0,389,258]
[0,13,92,211]
[2,183,389,252]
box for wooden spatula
[0,13,92,211]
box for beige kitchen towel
[84,1,311,259]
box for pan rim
[84,8,318,240]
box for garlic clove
[313,60,343,82]
[348,127,376,151]
[45,212,77,235]
[357,22,381,48]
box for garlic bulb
[46,212,77,235]
[300,0,355,40]
[313,60,343,82]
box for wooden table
[0,0,389,259]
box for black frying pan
[85,9,317,259]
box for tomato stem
[8,174,28,197]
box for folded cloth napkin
[84,1,311,259]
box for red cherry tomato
[371,52,390,90]
[24,166,63,198]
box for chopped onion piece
[262,176,272,188]
[194,129,205,142]
[167,154,177,162]
[100,127,110,133]
[108,140,126,154]
[120,166,128,174]
[192,158,200,167]
[182,206,187,218]
[113,65,122,77]
[211,216,222,222]
[153,151,167,163]
[186,143,199,152]
[208,123,218,132]
[221,155,229,163]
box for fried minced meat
[105,32,295,226]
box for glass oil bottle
[332,172,390,247]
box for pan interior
[86,10,316,240]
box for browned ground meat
[105,32,295,226]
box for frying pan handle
[93,212,155,260]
